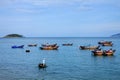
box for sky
[0,0,120,37]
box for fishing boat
[40,46,59,50]
[98,41,112,44]
[98,41,113,46]
[92,49,115,56]
[41,43,57,47]
[103,49,116,56]
[11,45,24,48]
[91,49,104,56]
[62,43,73,46]
[28,44,37,47]
[80,45,100,50]
[25,50,30,52]
[101,43,113,46]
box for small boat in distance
[11,45,24,48]
[28,44,37,47]
[101,43,113,46]
[80,45,100,50]
[62,43,73,46]
[41,43,57,47]
[25,50,30,52]
[38,63,47,68]
[40,46,59,50]
[98,41,113,46]
[40,43,59,50]
[98,41,112,44]
[38,58,47,68]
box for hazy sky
[0,0,120,37]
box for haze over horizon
[0,0,120,37]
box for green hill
[4,34,24,38]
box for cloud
[0,0,119,13]
[0,0,14,6]
[15,8,34,13]
[0,0,107,9]
[77,5,93,11]
[0,0,114,6]
[2,0,82,6]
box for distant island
[3,34,24,38]
[111,33,120,37]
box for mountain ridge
[111,33,120,37]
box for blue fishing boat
[11,45,24,48]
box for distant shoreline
[1,37,117,39]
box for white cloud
[77,5,93,11]
[0,0,116,6]
[0,0,119,13]
[9,0,83,6]
[15,8,34,13]
[0,0,14,6]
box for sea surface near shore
[0,37,120,80]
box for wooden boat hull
[103,50,115,56]
[92,50,115,56]
[80,46,100,50]
[98,41,112,44]
[92,51,103,56]
[40,46,59,50]
[98,41,113,46]
[41,43,57,47]
[102,43,113,46]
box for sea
[0,37,120,80]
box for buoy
[26,50,30,52]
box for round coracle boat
[38,63,47,68]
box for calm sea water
[0,37,120,80]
